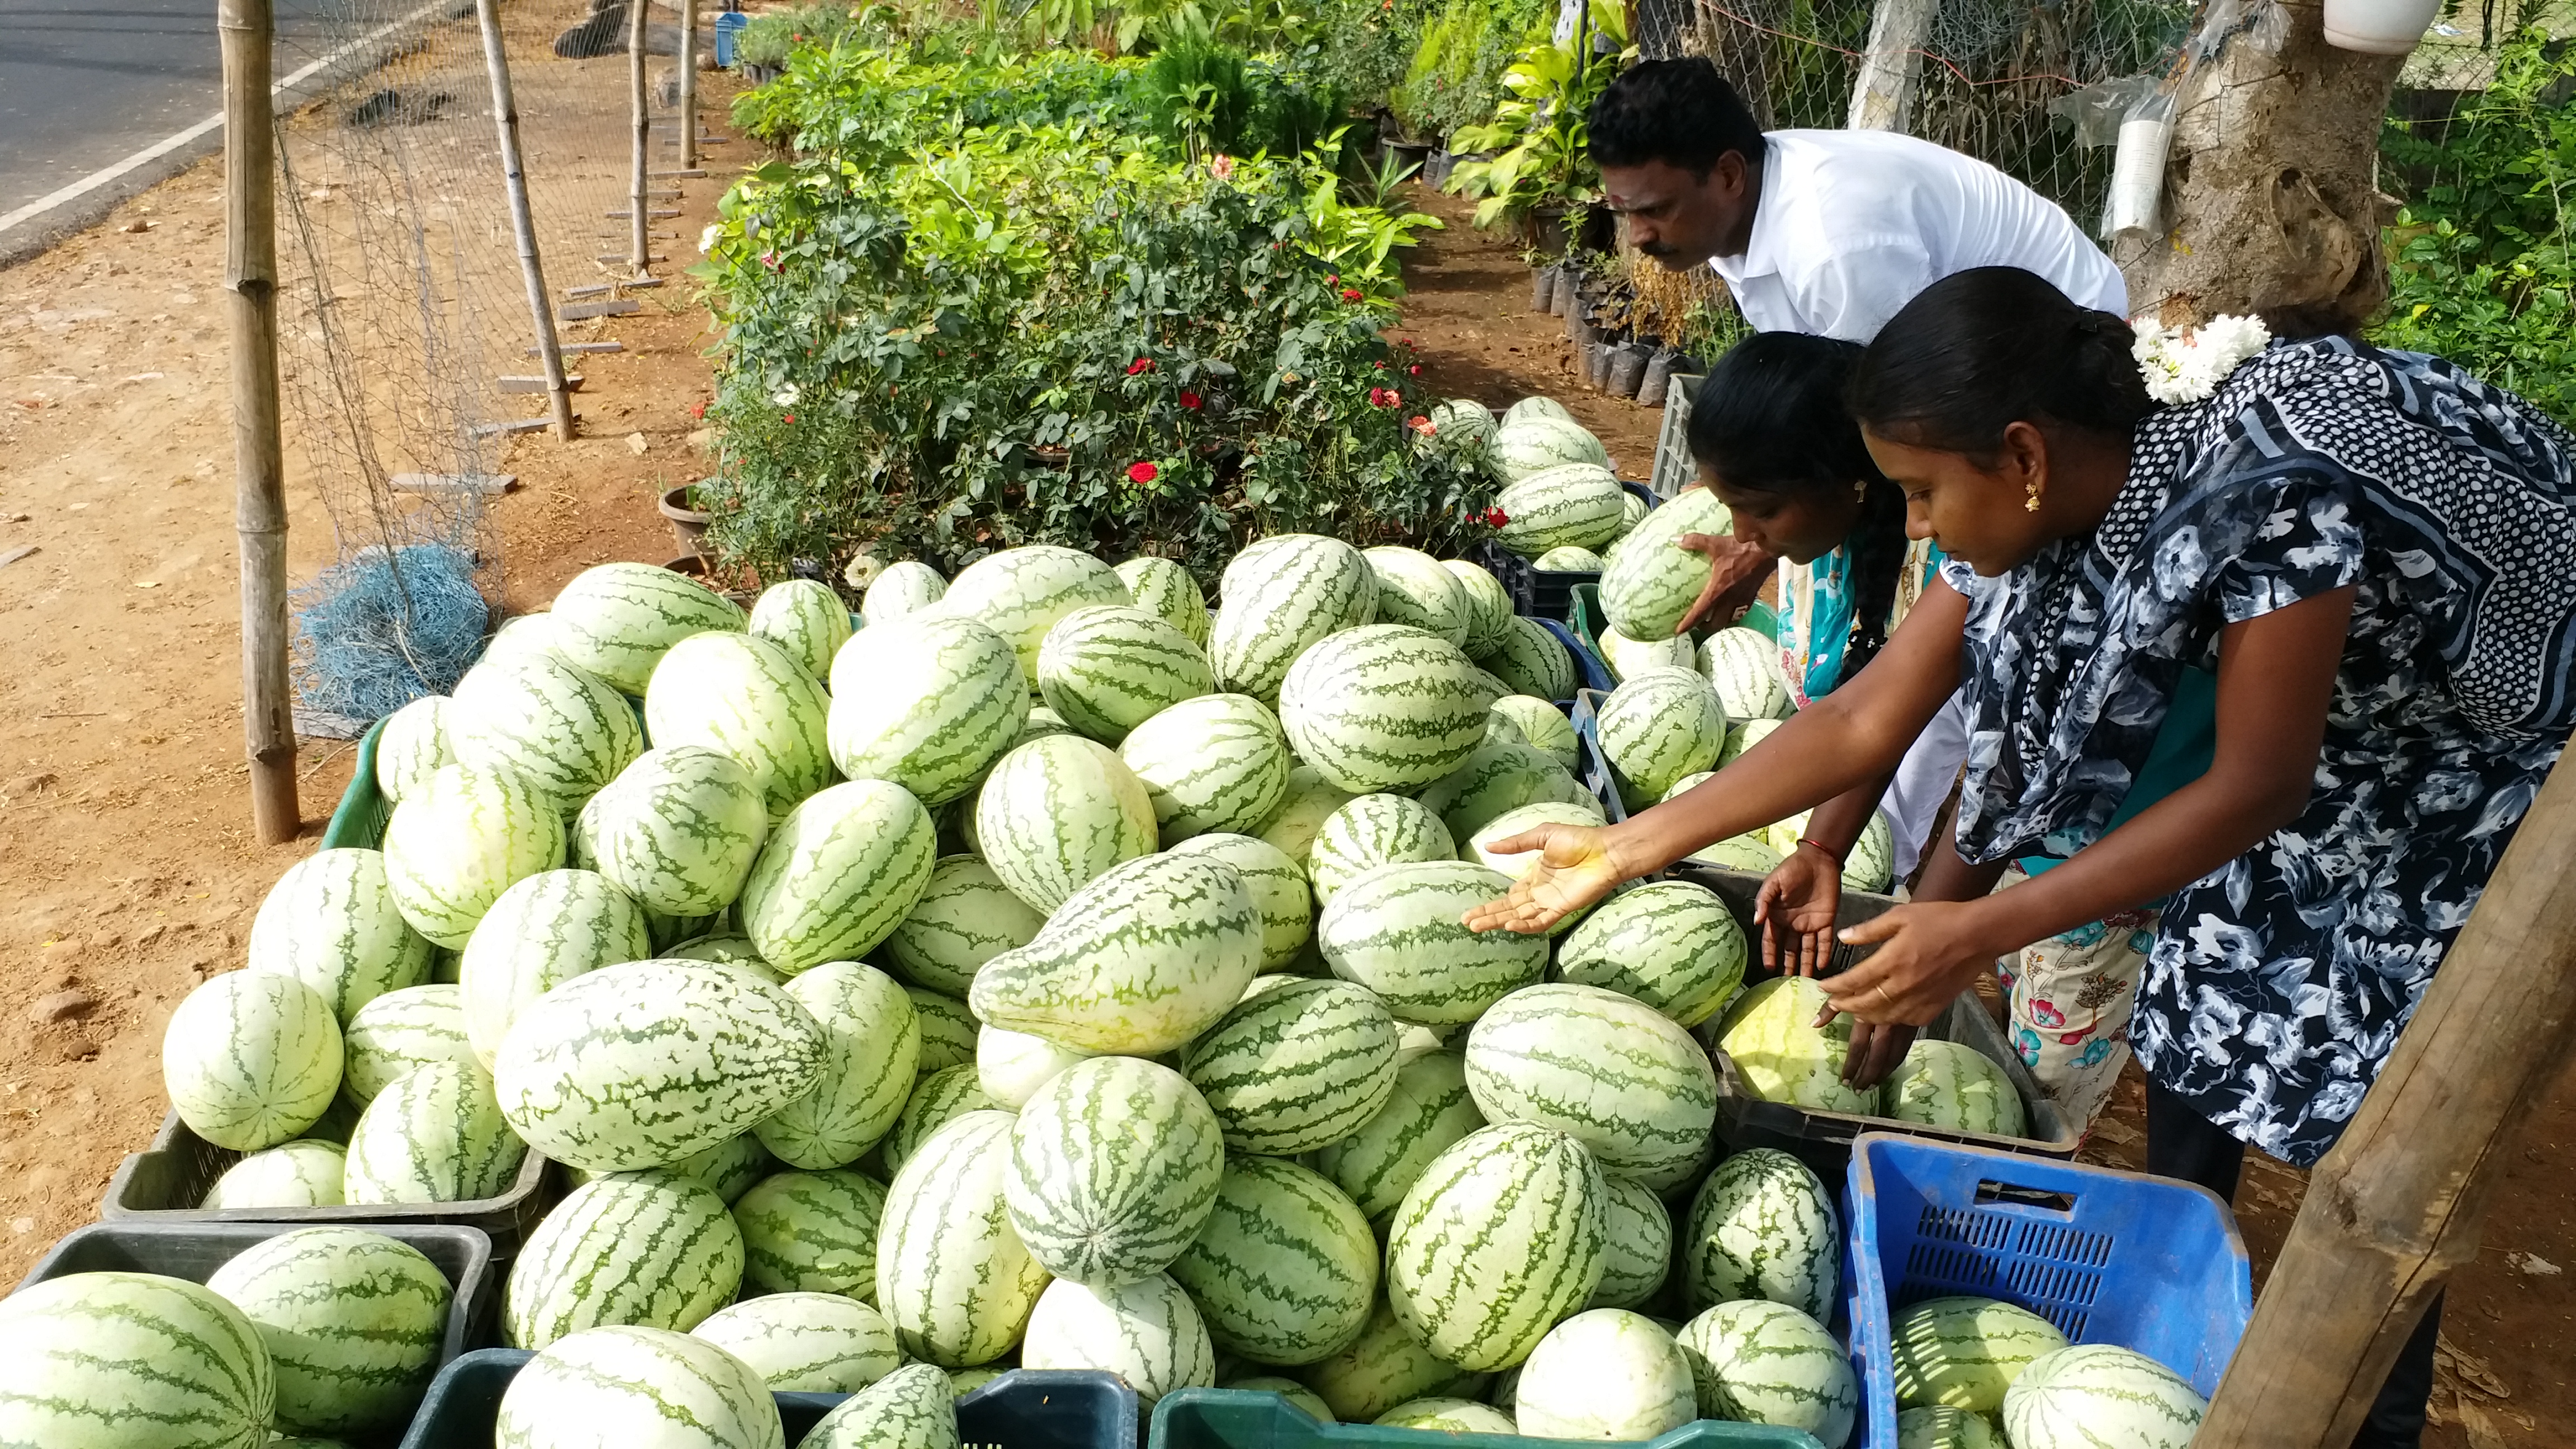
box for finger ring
[1873,983,1893,1007]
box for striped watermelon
[828,614,1029,807]
[1385,1123,1607,1371]
[1429,397,1500,448]
[747,577,852,680]
[1295,1294,1487,1422]
[1037,605,1214,744]
[1590,1175,1674,1310]
[375,694,452,804]
[941,545,1133,690]
[432,949,463,985]
[1718,716,1783,768]
[449,654,644,811]
[1362,547,1472,647]
[1512,1309,1696,1441]
[1005,1055,1225,1286]
[1490,417,1611,482]
[970,851,1260,1055]
[1463,983,1716,1186]
[1209,534,1375,704]
[1597,670,1728,809]
[481,611,569,669]
[801,1361,956,1448]
[574,745,767,918]
[1692,834,1784,873]
[0,1270,272,1448]
[1898,1405,2004,1449]
[880,855,1048,996]
[505,1172,744,1348]
[1553,879,1749,1029]
[1616,489,1651,534]
[1701,627,1792,722]
[1115,556,1213,648]
[645,632,834,823]
[547,561,748,695]
[343,1060,526,1204]
[861,560,948,626]
[204,1227,449,1434]
[1119,693,1293,845]
[883,1064,995,1175]
[1181,978,1399,1154]
[908,988,978,1075]
[1599,624,1697,682]
[1717,977,1879,1114]
[1280,626,1490,794]
[1415,742,1588,844]
[247,849,433,1024]
[666,932,776,977]
[757,963,920,1168]
[2004,1344,2205,1449]
[1503,396,1576,427]
[1681,1148,1840,1322]
[1164,833,1312,972]
[1308,795,1455,907]
[164,970,342,1152]
[202,1138,347,1209]
[1465,801,1608,882]
[691,1292,899,1394]
[1227,1376,1338,1420]
[1484,711,1527,749]
[1675,1299,1858,1446]
[1317,861,1546,1025]
[1380,1398,1515,1431]
[1021,1273,1215,1405]
[1598,486,1734,641]
[735,1168,889,1297]
[1887,1040,2028,1137]
[974,735,1158,912]
[1893,1295,2068,1413]
[1471,615,1576,702]
[493,1326,780,1449]
[977,1024,1091,1110]
[1441,561,1514,657]
[1486,698,1577,769]
[1254,765,1360,868]
[1846,809,1898,892]
[1494,465,1626,555]
[738,779,937,976]
[654,1132,777,1205]
[340,983,477,1108]
[384,764,567,950]
[493,959,828,1173]
[459,869,651,1069]
[1533,546,1606,572]
[1169,1156,1377,1366]
[874,1110,1052,1367]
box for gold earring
[2024,477,2043,513]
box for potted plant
[1443,0,1631,242]
[659,481,712,556]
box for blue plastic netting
[290,543,490,723]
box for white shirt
[1710,130,2130,343]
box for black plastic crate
[1475,483,1656,621]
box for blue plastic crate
[1843,1134,2252,1449]
[402,1349,1137,1448]
[1153,1386,1821,1449]
[1534,617,1613,698]
[712,8,749,66]
[1569,687,1626,822]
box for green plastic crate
[321,716,393,850]
[1567,581,1775,659]
[1153,1388,1824,1449]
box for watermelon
[493,959,828,1173]
[653,1132,777,1205]
[1295,1295,1486,1422]
[1490,416,1611,482]
[1598,486,1734,641]
[1020,1273,1215,1405]
[1115,556,1212,648]
[883,1064,995,1175]
[1226,1376,1338,1420]
[1597,670,1728,809]
[828,615,1029,807]
[941,545,1132,691]
[1385,1122,1607,1371]
[1718,716,1783,768]
[1512,1309,1696,1441]
[1181,977,1399,1154]
[572,746,766,918]
[1362,547,1472,647]
[1553,879,1749,1028]
[880,855,1048,996]
[977,1024,1091,1110]
[1441,560,1514,657]
[1533,546,1606,572]
[1164,832,1312,972]
[1471,614,1576,702]
[1209,534,1375,704]
[343,1060,527,1204]
[1483,711,1528,748]
[481,610,569,668]
[0,1270,272,1448]
[339,983,477,1107]
[800,1362,958,1449]
[493,1325,780,1449]
[2004,1343,2206,1449]
[1886,1040,2029,1137]
[504,1172,744,1348]
[1845,809,1898,892]
[1168,1156,1377,1366]
[1590,1175,1675,1310]
[1036,604,1214,744]
[1716,976,1879,1114]
[645,632,833,822]
[1616,489,1651,534]
[1680,1148,1840,1321]
[1692,834,1784,873]
[1119,693,1293,845]
[738,779,937,976]
[383,764,567,950]
[546,562,748,694]
[375,694,452,804]
[1413,742,1588,844]
[246,849,433,1024]
[1379,1398,1514,1431]
[204,1227,449,1434]
[1280,626,1490,794]
[1701,627,1792,722]
[1463,983,1716,1186]
[1502,396,1575,427]
[735,1168,889,1296]
[1897,1405,2004,1449]
[970,851,1260,1055]
[757,962,920,1168]
[1494,464,1626,555]
[862,560,948,626]
[691,1292,898,1393]
[449,654,644,812]
[1599,623,1697,682]
[1317,861,1546,1025]
[1253,765,1359,868]
[974,735,1158,912]
[164,970,342,1152]
[1005,1055,1225,1286]
[746,578,851,680]
[1310,1046,1483,1220]
[1675,1299,1858,1446]
[459,869,652,1070]
[1892,1295,2069,1413]
[1429,397,1500,448]
[201,1139,347,1209]
[1307,795,1455,907]
[1466,801,1608,881]
[666,932,776,977]
[874,1110,1051,1367]
[908,988,978,1074]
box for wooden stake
[628,0,650,274]
[476,0,576,441]
[678,0,699,171]
[220,0,297,844]
[1846,0,1938,130]
[2198,745,2576,1443]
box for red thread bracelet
[1794,836,1845,866]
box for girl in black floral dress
[1470,267,2576,1445]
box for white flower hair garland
[2132,314,2271,405]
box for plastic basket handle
[1972,1178,2080,1214]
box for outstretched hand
[1674,533,1778,636]
[1804,901,2000,1087]
[1461,822,1626,935]
[1753,845,1844,978]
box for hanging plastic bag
[2101,89,2179,239]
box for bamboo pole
[2198,745,2576,1443]
[628,0,650,273]
[476,0,576,439]
[220,0,299,844]
[678,0,699,171]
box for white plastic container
[2323,0,2441,54]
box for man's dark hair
[1587,57,1765,174]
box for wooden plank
[597,253,668,264]
[497,375,582,393]
[605,209,681,220]
[469,418,556,438]
[560,299,642,320]
[391,472,518,495]
[531,341,625,355]
[564,283,614,299]
[652,168,708,178]
[619,278,664,291]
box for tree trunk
[2115,0,2407,336]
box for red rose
[1485,506,1509,527]
[1180,390,1203,410]
[1126,358,1153,376]
[1408,364,1422,376]
[1326,273,1339,285]
[1406,415,1436,435]
[783,413,795,424]
[1128,461,1159,484]
[1341,288,1363,302]
[690,400,707,419]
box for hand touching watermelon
[1460,821,1626,934]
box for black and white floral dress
[1943,337,2576,1167]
